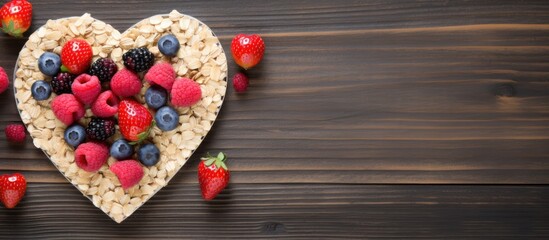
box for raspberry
[232,73,249,93]
[110,160,144,190]
[86,117,116,141]
[51,73,76,95]
[5,124,26,143]
[144,62,175,92]
[0,66,9,94]
[72,74,101,105]
[122,48,154,73]
[170,78,202,107]
[89,58,118,83]
[51,94,85,126]
[75,142,109,172]
[110,69,141,98]
[92,90,119,117]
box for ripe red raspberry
[144,62,175,92]
[72,74,101,105]
[232,73,249,93]
[110,69,142,98]
[91,91,119,117]
[75,142,109,172]
[170,78,202,107]
[110,160,144,190]
[4,124,26,143]
[0,66,9,94]
[51,94,85,126]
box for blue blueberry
[137,143,160,166]
[64,124,86,148]
[155,106,179,131]
[158,34,180,57]
[110,139,134,160]
[145,85,168,109]
[31,80,52,101]
[38,52,61,76]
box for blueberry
[64,124,86,148]
[158,34,180,57]
[137,143,160,166]
[155,106,179,131]
[31,80,52,101]
[38,52,61,76]
[145,85,168,109]
[110,139,134,160]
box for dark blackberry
[51,73,76,95]
[89,58,118,83]
[86,117,116,141]
[122,48,154,73]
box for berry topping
[110,139,134,160]
[51,72,76,95]
[91,90,119,118]
[4,123,26,143]
[75,142,109,172]
[137,143,160,166]
[110,69,141,98]
[110,160,144,190]
[85,117,116,141]
[64,124,86,148]
[31,80,52,100]
[118,99,153,143]
[89,58,118,83]
[38,52,61,76]
[144,62,175,92]
[61,38,93,74]
[170,77,202,107]
[71,74,101,105]
[122,47,154,73]
[144,85,168,110]
[158,34,180,57]
[155,106,179,131]
[51,94,85,126]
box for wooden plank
[1,183,548,239]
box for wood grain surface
[0,0,548,238]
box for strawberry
[230,34,265,69]
[118,99,154,143]
[0,0,32,38]
[60,39,93,74]
[198,152,230,201]
[0,173,27,209]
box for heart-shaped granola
[13,11,227,223]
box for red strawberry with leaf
[118,99,154,143]
[231,34,265,69]
[61,38,93,74]
[0,173,27,209]
[198,152,230,200]
[0,0,32,38]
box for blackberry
[89,58,118,83]
[51,73,76,95]
[86,117,116,141]
[122,48,154,73]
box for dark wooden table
[1,0,549,239]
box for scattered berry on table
[51,72,76,95]
[144,62,175,92]
[4,123,26,143]
[88,58,118,83]
[51,94,85,126]
[137,143,160,166]
[0,0,32,38]
[170,77,202,107]
[91,90,119,118]
[0,173,27,209]
[110,69,142,98]
[37,52,61,76]
[157,34,180,57]
[122,47,154,73]
[71,74,101,105]
[144,85,167,110]
[118,99,153,143]
[86,117,116,141]
[60,38,93,74]
[198,152,230,201]
[0,66,8,94]
[155,106,179,131]
[231,34,265,69]
[31,80,52,100]
[64,124,86,148]
[232,72,249,93]
[110,160,144,190]
[110,139,134,160]
[75,142,109,172]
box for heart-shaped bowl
[13,10,228,223]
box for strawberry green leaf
[217,152,225,161]
[220,162,228,170]
[205,158,215,166]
